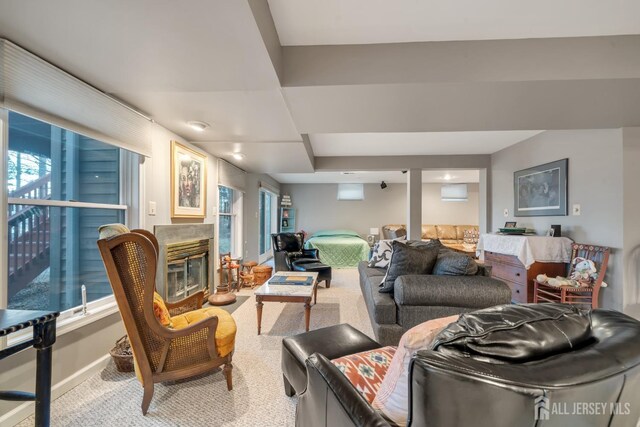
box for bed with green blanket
[304,230,370,268]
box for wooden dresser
[484,252,566,303]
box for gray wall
[623,127,640,318]
[280,182,479,237]
[422,183,479,225]
[243,173,281,262]
[491,129,624,310]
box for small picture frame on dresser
[504,221,517,228]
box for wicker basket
[110,335,134,373]
[253,265,273,285]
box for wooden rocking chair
[97,230,236,414]
[533,243,610,309]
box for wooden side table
[0,309,59,427]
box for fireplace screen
[165,239,210,302]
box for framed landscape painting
[171,141,207,218]
[514,159,568,217]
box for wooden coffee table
[254,271,318,335]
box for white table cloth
[477,234,573,269]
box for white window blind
[337,183,364,200]
[217,159,247,193]
[441,184,468,202]
[0,39,153,157]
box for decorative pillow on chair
[379,241,439,293]
[372,315,459,426]
[152,292,173,328]
[433,249,479,276]
[331,346,397,404]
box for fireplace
[154,224,215,303]
[165,239,210,302]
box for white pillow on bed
[368,238,405,268]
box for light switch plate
[503,208,509,217]
[148,201,157,216]
[572,204,581,216]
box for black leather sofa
[287,304,640,427]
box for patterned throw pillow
[331,346,397,404]
[372,315,459,426]
[153,292,173,328]
[368,237,408,268]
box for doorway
[259,188,277,263]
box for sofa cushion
[380,241,439,294]
[393,275,512,307]
[359,262,397,324]
[435,225,457,241]
[373,315,459,426]
[331,346,397,404]
[433,250,479,276]
[430,303,593,363]
[421,225,438,240]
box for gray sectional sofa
[358,261,512,345]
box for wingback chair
[271,232,320,272]
[97,227,236,414]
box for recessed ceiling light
[187,121,210,132]
[232,152,245,160]
[443,174,452,180]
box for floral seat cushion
[331,346,396,404]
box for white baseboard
[0,353,112,427]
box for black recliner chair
[288,304,640,427]
[271,233,331,287]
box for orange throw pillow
[153,292,173,328]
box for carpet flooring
[17,268,374,427]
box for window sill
[6,300,120,347]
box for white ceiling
[311,131,543,156]
[193,141,313,174]
[1,1,638,176]
[268,0,640,46]
[0,0,298,142]
[272,170,480,184]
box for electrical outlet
[148,201,157,216]
[573,204,581,216]
[503,208,509,217]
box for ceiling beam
[314,155,491,171]
[248,0,284,84]
[282,35,640,87]
[284,78,640,133]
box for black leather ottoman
[291,259,332,288]
[281,323,380,396]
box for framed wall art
[171,141,207,218]
[514,158,568,217]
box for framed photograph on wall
[171,141,207,218]
[514,158,568,217]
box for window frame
[217,185,243,259]
[1,109,142,346]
